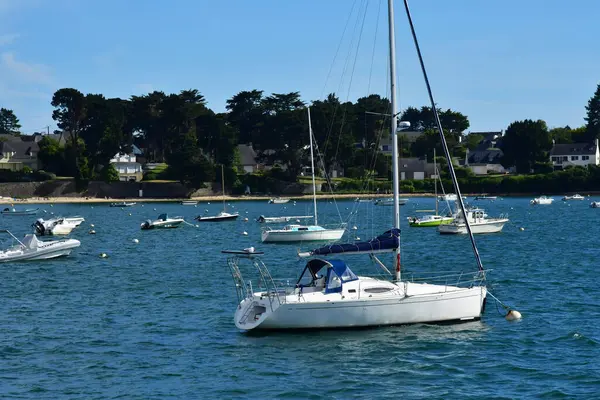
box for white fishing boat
[180,200,198,206]
[261,108,345,243]
[562,194,584,201]
[33,218,79,236]
[590,202,600,208]
[530,196,554,205]
[268,197,290,204]
[474,195,497,201]
[141,213,184,230]
[196,165,239,222]
[374,197,408,206]
[1,207,39,216]
[225,0,487,331]
[438,207,508,234]
[257,215,313,223]
[0,230,80,262]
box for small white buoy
[43,210,47,213]
[208,202,211,205]
[50,212,54,215]
[195,224,199,227]
[520,227,525,231]
[90,224,95,227]
[243,217,249,222]
[100,252,108,258]
[133,238,139,244]
[355,237,361,241]
[50,204,53,207]
[89,230,96,234]
[194,205,197,208]
[296,219,301,223]
[242,231,248,236]
[128,213,132,216]
[245,211,248,214]
[505,309,522,321]
[352,226,358,231]
[153,208,156,211]
[91,206,94,209]
[141,204,144,207]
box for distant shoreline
[0,192,596,205]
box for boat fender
[505,309,522,321]
[89,230,96,234]
[519,227,525,231]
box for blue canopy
[301,229,400,257]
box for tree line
[1,83,599,188]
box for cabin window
[298,227,308,231]
[348,289,356,293]
[364,287,393,293]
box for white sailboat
[196,165,239,222]
[261,108,346,243]
[530,196,554,205]
[225,0,487,331]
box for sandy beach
[0,192,439,205]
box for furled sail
[298,229,399,258]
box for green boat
[408,214,453,227]
[408,149,454,227]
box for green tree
[0,108,21,135]
[549,126,573,144]
[500,119,552,173]
[51,88,87,147]
[101,163,120,182]
[585,83,600,141]
[225,90,265,145]
[465,133,484,150]
[37,136,64,174]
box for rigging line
[322,0,366,163]
[403,0,485,273]
[319,0,360,100]
[366,0,383,96]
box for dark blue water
[1,197,598,399]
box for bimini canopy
[158,213,168,221]
[298,259,358,293]
[298,229,400,257]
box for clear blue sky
[0,0,598,134]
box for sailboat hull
[261,228,345,243]
[236,284,486,330]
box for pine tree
[585,83,600,141]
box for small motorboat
[562,194,585,201]
[268,197,290,204]
[374,198,408,206]
[62,216,85,227]
[1,207,39,216]
[141,214,185,230]
[196,211,239,222]
[438,208,508,234]
[438,194,466,202]
[530,196,554,205]
[408,214,453,227]
[0,230,80,262]
[180,200,198,206]
[110,202,136,207]
[590,202,600,208]
[33,218,79,236]
[474,195,497,201]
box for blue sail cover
[307,228,400,256]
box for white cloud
[0,51,53,85]
[0,33,18,46]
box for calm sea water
[0,197,599,399]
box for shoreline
[1,192,596,204]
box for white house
[110,145,143,182]
[550,139,599,170]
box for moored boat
[374,197,408,206]
[33,218,79,236]
[1,207,39,216]
[0,230,80,262]
[590,202,600,208]
[530,196,554,205]
[438,208,508,234]
[180,200,198,206]
[256,215,313,223]
[141,214,184,229]
[196,165,239,222]
[562,194,584,201]
[268,197,290,204]
[110,202,136,207]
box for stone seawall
[0,180,193,199]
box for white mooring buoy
[133,238,139,244]
[505,309,522,321]
[100,253,108,258]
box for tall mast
[434,148,438,216]
[388,0,401,281]
[308,107,318,226]
[221,164,225,212]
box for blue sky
[0,0,598,134]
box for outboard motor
[33,218,46,235]
[140,220,152,230]
[256,215,265,223]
